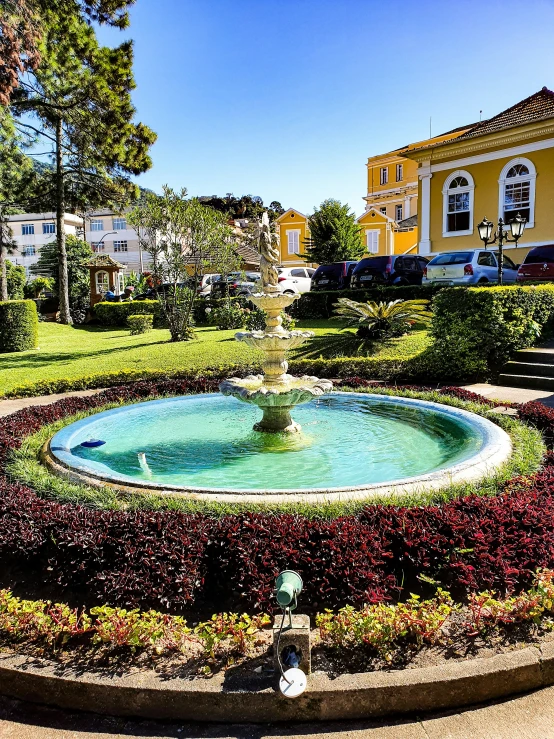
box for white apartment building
[6,212,82,277]
[84,209,149,274]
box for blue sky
[98,0,554,216]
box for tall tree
[8,0,156,323]
[303,199,364,265]
[0,109,36,300]
[128,187,231,341]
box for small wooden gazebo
[86,254,125,306]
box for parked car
[134,281,193,300]
[210,272,261,298]
[311,261,358,291]
[516,245,554,283]
[197,273,221,297]
[277,266,315,294]
[423,250,518,285]
[350,255,429,289]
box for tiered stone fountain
[220,213,332,432]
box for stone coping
[44,392,512,504]
[1,643,554,722]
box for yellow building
[404,87,554,263]
[275,208,311,266]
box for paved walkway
[0,389,102,418]
[2,687,554,738]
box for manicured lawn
[0,319,344,395]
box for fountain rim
[44,392,512,503]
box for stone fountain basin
[44,392,512,505]
[219,374,332,407]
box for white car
[197,273,221,297]
[277,267,315,294]
[423,250,518,285]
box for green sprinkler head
[275,570,303,609]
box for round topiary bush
[0,300,39,353]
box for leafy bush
[128,314,153,335]
[431,285,554,379]
[334,298,432,341]
[289,284,445,320]
[211,302,246,329]
[94,300,163,327]
[0,300,38,353]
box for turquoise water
[53,394,484,491]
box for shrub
[211,302,247,330]
[128,314,153,335]
[0,300,39,353]
[431,285,554,379]
[94,300,163,327]
[334,298,432,341]
[289,284,445,320]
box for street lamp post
[477,214,526,285]
[94,231,116,252]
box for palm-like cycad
[334,298,432,340]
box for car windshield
[428,252,474,265]
[354,257,389,271]
[523,247,554,265]
[314,264,343,278]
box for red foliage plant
[0,379,552,615]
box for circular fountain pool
[46,393,511,503]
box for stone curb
[1,642,554,722]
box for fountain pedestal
[219,213,332,432]
[219,292,332,433]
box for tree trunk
[0,240,7,302]
[56,116,72,324]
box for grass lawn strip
[0,321,429,397]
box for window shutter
[366,231,379,254]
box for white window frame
[380,167,388,185]
[112,217,127,230]
[91,242,104,253]
[95,270,109,293]
[113,240,128,252]
[23,246,36,256]
[396,163,403,182]
[286,229,300,254]
[365,229,379,254]
[395,204,403,221]
[498,157,536,229]
[380,207,387,215]
[21,224,34,235]
[42,222,56,235]
[90,219,104,231]
[442,169,475,237]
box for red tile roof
[407,88,554,154]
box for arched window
[95,270,109,294]
[499,157,536,228]
[442,170,474,236]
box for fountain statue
[220,212,332,432]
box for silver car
[423,249,518,285]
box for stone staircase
[499,342,554,390]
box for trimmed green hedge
[289,284,447,320]
[94,300,163,327]
[128,314,153,335]
[0,300,39,353]
[431,284,554,379]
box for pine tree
[303,199,364,265]
[9,0,156,323]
